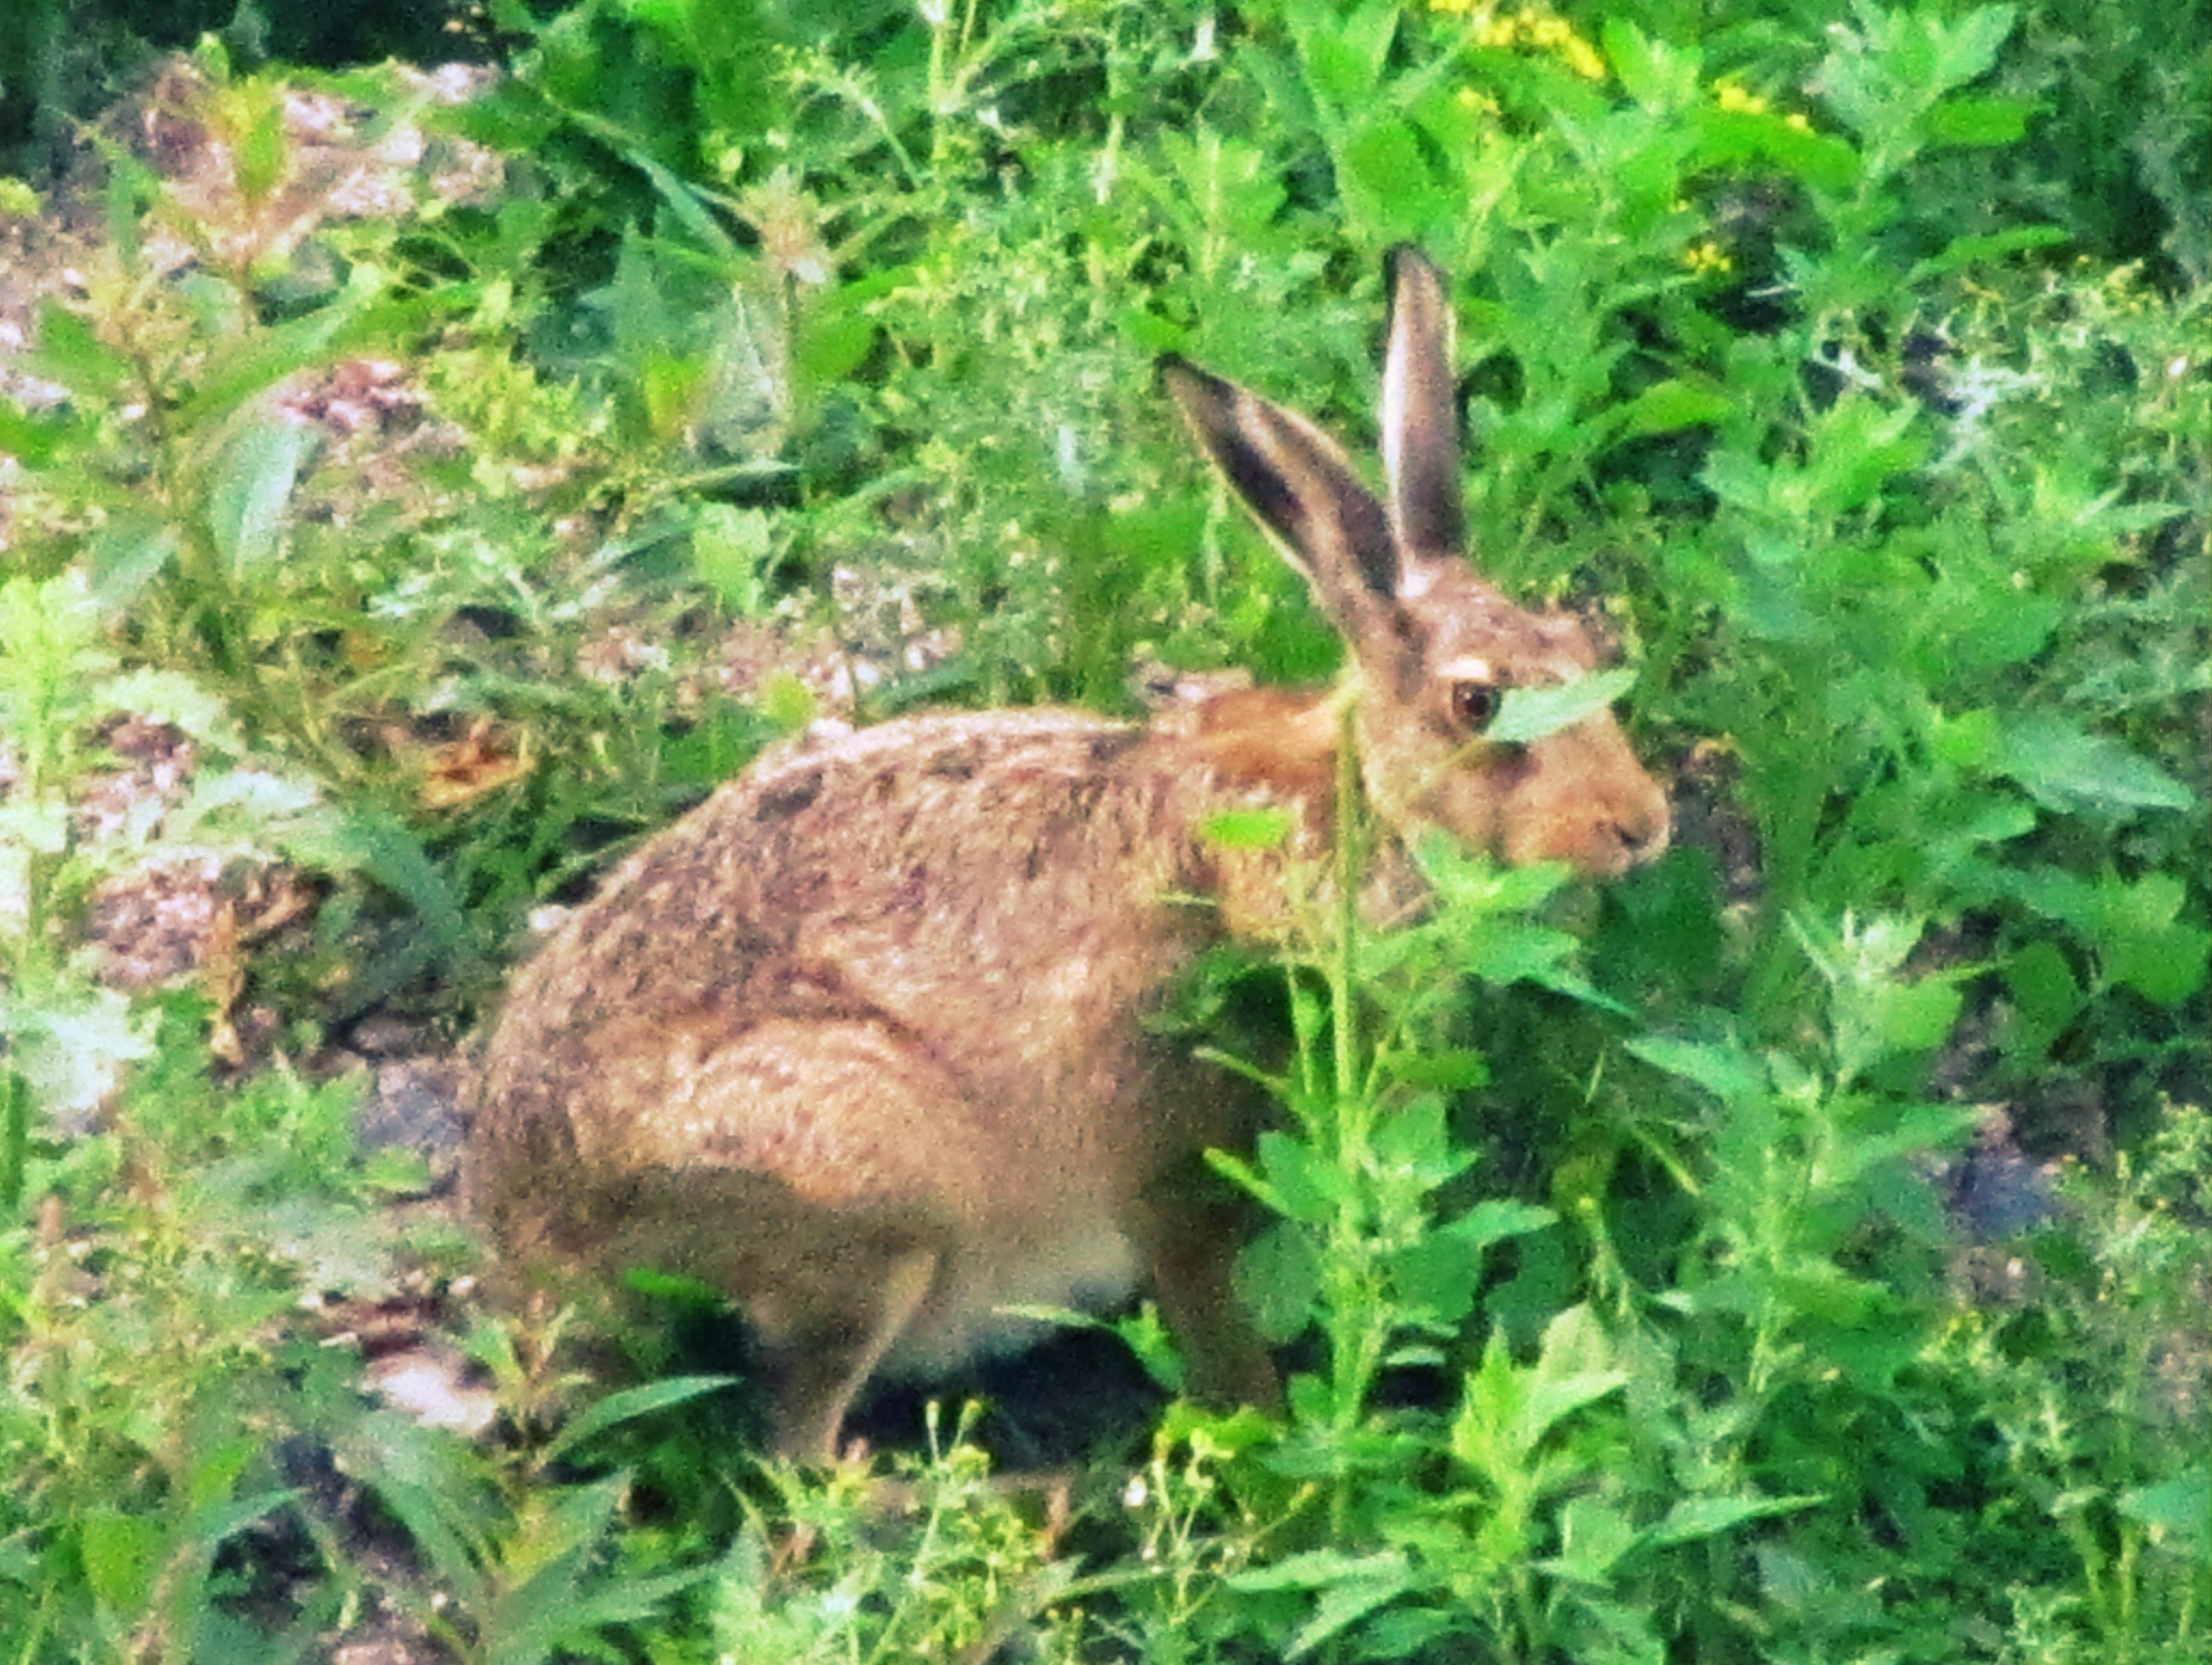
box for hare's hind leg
[615,1015,997,1459]
[765,1246,939,1463]
[608,1162,951,1462]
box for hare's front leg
[1129,1178,1282,1415]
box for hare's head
[1161,248,1669,878]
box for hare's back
[478,707,1222,1182]
[515,706,1195,1014]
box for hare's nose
[1611,793,1672,867]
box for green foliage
[0,571,348,1202]
[0,0,2205,1659]
[2,1009,387,1656]
[1578,0,2211,285]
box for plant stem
[1331,697,1359,1121]
[0,1070,26,1212]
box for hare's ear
[1160,355,1403,653]
[1380,246,1465,561]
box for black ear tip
[1157,354,1232,407]
[1384,243,1435,286]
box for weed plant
[0,1,2205,1659]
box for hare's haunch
[470,248,1670,1460]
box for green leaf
[1990,715,2195,814]
[0,983,154,1127]
[1805,396,1926,513]
[2101,873,2212,1004]
[172,262,390,431]
[1908,223,2066,282]
[622,1265,727,1309]
[624,146,742,259]
[1230,1545,1410,1594]
[1293,1,1401,109]
[479,1475,657,1665]
[300,806,476,1002]
[1200,807,1293,849]
[188,1486,300,1552]
[93,668,238,748]
[794,300,874,389]
[1456,1308,1626,1470]
[1339,117,1448,240]
[1236,1219,1323,1344]
[1389,1203,1551,1328]
[88,517,182,606]
[206,415,314,577]
[1543,1497,1638,1584]
[1108,1302,1188,1391]
[1157,128,1287,245]
[2118,1470,2208,1545]
[1617,378,1731,439]
[1372,1094,1473,1187]
[542,1376,738,1467]
[1694,108,1860,194]
[1601,17,1700,111]
[1356,1607,1457,1659]
[1257,1128,1348,1222]
[1454,1198,1559,1253]
[1921,94,2037,147]
[0,572,110,752]
[2001,941,2081,1052]
[334,1411,492,1605]
[1389,1231,1482,1326]
[80,1510,164,1614]
[1384,1047,1490,1091]
[1286,1556,1416,1659]
[1645,1491,1823,1547]
[1519,1370,1623,1476]
[1451,1333,1529,1474]
[1488,668,1636,744]
[0,402,68,469]
[1118,307,1185,354]
[28,298,131,398]
[235,93,289,205]
[1932,4,2021,91]
[1460,919,1578,987]
[1853,975,1964,1062]
[757,669,815,735]
[641,349,707,440]
[1628,1035,1766,1108]
[2111,932,2212,1005]
[691,503,776,617]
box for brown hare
[469,247,1670,1461]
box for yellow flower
[1683,239,1734,275]
[1785,111,1812,132]
[1715,82,1770,115]
[1449,3,1606,83]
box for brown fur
[469,249,1670,1459]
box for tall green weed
[0,0,2204,1659]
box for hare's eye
[1449,679,1500,731]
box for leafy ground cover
[0,1,2205,1659]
